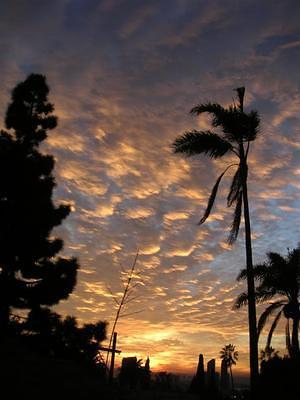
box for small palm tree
[260,346,279,362]
[220,343,238,397]
[235,246,300,358]
[173,88,260,390]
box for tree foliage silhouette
[119,357,149,389]
[0,74,78,334]
[258,355,300,400]
[172,87,260,390]
[236,246,300,358]
[220,343,238,398]
[25,307,107,370]
[260,346,279,362]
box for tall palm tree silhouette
[220,343,239,397]
[173,87,260,390]
[235,246,300,358]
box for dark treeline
[11,308,107,371]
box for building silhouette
[191,354,230,397]
[196,354,205,387]
[190,353,206,394]
[207,358,218,393]
[220,358,230,397]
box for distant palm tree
[173,88,260,390]
[235,246,300,358]
[220,343,238,397]
[259,346,279,362]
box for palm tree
[172,87,260,390]
[259,346,279,362]
[235,246,300,358]
[220,343,239,397]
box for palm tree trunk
[0,270,10,338]
[230,365,235,398]
[291,314,300,357]
[241,157,259,393]
[0,304,10,337]
[238,97,259,394]
[286,319,292,357]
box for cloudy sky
[1,0,300,375]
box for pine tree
[0,74,78,335]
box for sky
[0,0,300,376]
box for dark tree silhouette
[260,346,279,362]
[258,355,300,400]
[0,74,78,335]
[220,343,238,398]
[18,308,107,377]
[235,246,300,358]
[172,88,260,390]
[119,357,144,388]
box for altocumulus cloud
[0,0,300,374]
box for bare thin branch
[106,285,120,306]
[119,309,145,318]
[123,295,141,305]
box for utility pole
[109,332,118,383]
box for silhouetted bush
[258,356,300,400]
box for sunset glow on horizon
[1,0,300,378]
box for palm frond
[236,263,267,282]
[287,246,300,268]
[227,166,242,207]
[246,110,260,141]
[257,302,284,338]
[236,268,247,282]
[199,168,226,225]
[266,310,282,349]
[228,191,242,245]
[234,288,270,308]
[234,87,245,111]
[189,95,260,144]
[190,103,241,143]
[236,268,247,281]
[172,130,232,158]
[190,103,227,125]
[267,252,286,267]
[234,291,248,309]
[256,290,280,303]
